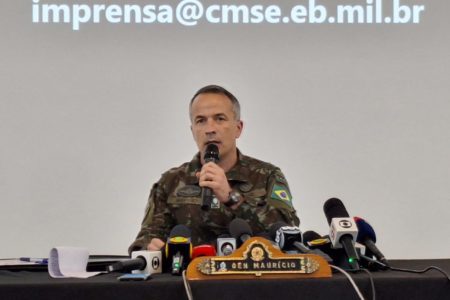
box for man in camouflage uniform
[129,85,300,253]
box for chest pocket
[241,188,267,207]
[167,195,203,227]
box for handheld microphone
[201,143,219,210]
[106,250,162,275]
[106,257,146,273]
[354,217,389,266]
[323,198,360,270]
[165,225,192,275]
[217,235,237,256]
[192,245,217,259]
[229,218,253,247]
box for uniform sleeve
[128,178,175,254]
[233,168,300,234]
[264,168,300,227]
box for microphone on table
[269,222,333,262]
[229,218,253,247]
[106,257,146,273]
[216,235,237,256]
[165,224,192,275]
[303,230,330,247]
[303,230,350,266]
[106,251,162,275]
[192,245,217,259]
[201,143,219,210]
[269,222,307,252]
[354,216,389,267]
[323,198,360,270]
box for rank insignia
[176,185,202,197]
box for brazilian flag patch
[271,184,292,205]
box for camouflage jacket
[129,150,300,253]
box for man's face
[190,93,243,161]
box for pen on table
[20,257,48,264]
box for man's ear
[235,120,243,138]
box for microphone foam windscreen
[354,217,377,243]
[192,245,216,258]
[204,143,219,161]
[302,231,322,243]
[169,224,191,238]
[229,218,253,239]
[323,198,350,224]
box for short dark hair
[189,85,241,121]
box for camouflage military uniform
[129,150,300,253]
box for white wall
[1,1,449,259]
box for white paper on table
[48,246,102,278]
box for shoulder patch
[270,184,293,206]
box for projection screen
[1,0,449,259]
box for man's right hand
[147,238,165,251]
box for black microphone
[106,257,146,273]
[229,218,253,246]
[303,231,325,245]
[303,231,334,252]
[303,230,355,266]
[323,198,360,270]
[269,223,333,262]
[354,217,389,266]
[201,143,219,210]
[165,225,192,275]
[269,222,304,251]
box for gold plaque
[187,237,331,280]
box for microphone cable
[182,269,194,300]
[361,255,450,282]
[330,264,366,300]
[389,265,450,281]
[359,268,376,300]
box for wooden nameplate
[186,237,331,280]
